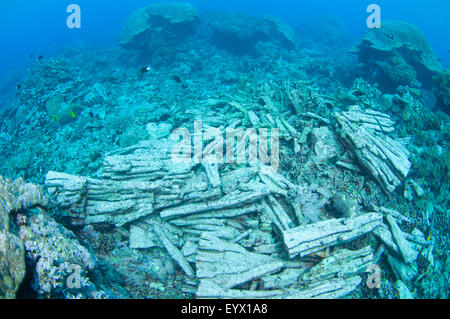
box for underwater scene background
[0,0,448,299]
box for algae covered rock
[351,20,442,90]
[19,211,99,298]
[0,230,25,299]
[0,176,48,298]
[0,188,26,299]
[0,176,103,298]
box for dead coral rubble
[45,123,385,299]
[334,106,411,193]
[372,205,432,286]
[282,212,383,259]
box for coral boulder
[206,12,296,55]
[351,20,442,91]
[119,2,199,65]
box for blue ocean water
[0,0,449,79]
[0,0,448,300]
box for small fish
[352,90,364,97]
[16,84,21,90]
[140,66,151,74]
[52,114,58,122]
[38,55,44,61]
[70,110,76,118]
[172,75,182,83]
[426,228,432,241]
